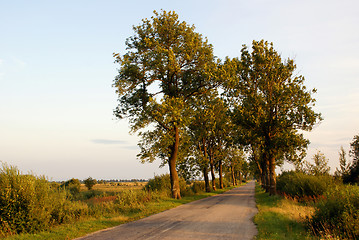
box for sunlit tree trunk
[168,126,181,199]
[209,150,216,191]
[219,159,224,189]
[203,167,211,192]
[231,165,236,186]
[269,154,276,195]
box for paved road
[76,181,258,240]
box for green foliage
[344,134,359,184]
[84,177,97,190]
[334,146,350,180]
[276,171,332,199]
[60,178,81,196]
[0,163,88,237]
[254,183,314,240]
[305,151,330,176]
[191,181,205,193]
[113,10,222,199]
[144,174,190,197]
[113,9,219,162]
[224,40,322,194]
[309,184,359,239]
[144,174,171,194]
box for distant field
[80,181,147,192]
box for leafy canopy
[113,10,219,163]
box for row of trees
[113,10,322,198]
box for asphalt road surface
[76,181,258,240]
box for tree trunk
[168,126,181,199]
[262,152,270,193]
[269,154,276,195]
[231,165,236,186]
[203,167,211,192]
[219,159,224,189]
[209,151,216,191]
[265,162,270,193]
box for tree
[113,10,219,198]
[185,91,234,191]
[306,151,330,176]
[344,134,359,183]
[84,177,97,190]
[334,146,350,179]
[225,40,322,195]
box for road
[75,181,258,240]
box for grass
[5,185,237,240]
[254,183,316,240]
[80,182,147,192]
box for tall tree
[225,40,322,195]
[187,92,233,191]
[307,151,330,176]
[334,146,350,179]
[113,10,218,198]
[344,134,359,183]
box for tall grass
[254,183,315,240]
[0,163,88,237]
[276,171,333,200]
[308,184,359,239]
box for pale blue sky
[1,0,358,180]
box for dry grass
[80,182,147,192]
[268,198,315,223]
[254,183,316,240]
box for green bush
[144,174,171,194]
[84,177,97,190]
[191,181,205,193]
[144,174,191,197]
[277,171,332,199]
[60,178,81,196]
[0,163,88,237]
[309,184,359,239]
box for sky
[1,0,358,181]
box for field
[79,181,147,192]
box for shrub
[144,174,193,197]
[277,171,332,199]
[309,184,359,239]
[0,163,88,237]
[144,174,171,194]
[191,181,205,193]
[60,178,81,196]
[84,177,97,190]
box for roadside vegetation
[0,162,244,239]
[255,134,359,240]
[255,183,315,240]
[2,9,359,240]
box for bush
[84,177,97,190]
[277,171,332,199]
[191,181,205,193]
[0,163,89,237]
[309,184,359,239]
[144,174,193,197]
[60,178,81,196]
[144,174,171,195]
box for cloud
[91,139,127,145]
